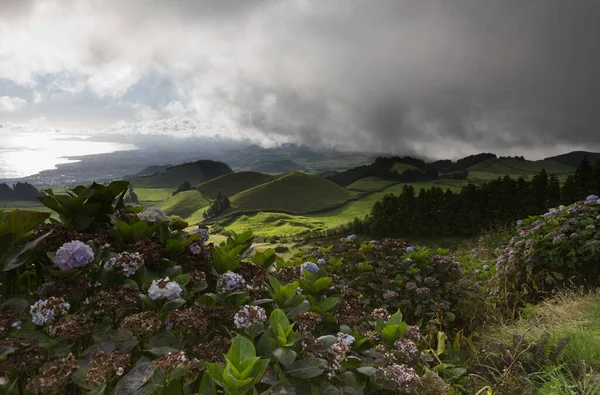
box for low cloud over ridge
[1,0,599,159]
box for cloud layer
[1,0,599,158]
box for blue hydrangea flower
[346,234,357,242]
[405,246,416,253]
[148,277,183,300]
[516,220,524,226]
[138,207,170,223]
[586,194,599,202]
[52,241,94,271]
[220,271,246,293]
[12,321,22,329]
[567,207,577,215]
[317,258,326,265]
[190,227,209,242]
[30,297,70,326]
[188,242,203,255]
[301,262,319,275]
[336,332,355,346]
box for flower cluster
[300,261,319,275]
[378,364,421,394]
[494,197,600,306]
[105,251,144,276]
[138,207,170,223]
[188,242,203,255]
[147,277,183,300]
[220,271,246,293]
[190,227,209,242]
[336,332,355,346]
[233,305,267,328]
[30,297,70,326]
[394,339,419,362]
[52,240,94,271]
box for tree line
[0,182,42,201]
[349,158,600,238]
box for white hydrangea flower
[233,305,267,329]
[148,277,183,300]
[138,207,170,223]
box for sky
[1,0,599,160]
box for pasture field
[222,179,469,237]
[346,176,395,191]
[196,172,274,199]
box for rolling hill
[545,151,600,168]
[391,162,421,174]
[228,171,357,214]
[158,190,210,218]
[468,157,575,178]
[130,160,232,188]
[196,172,274,200]
[247,160,307,174]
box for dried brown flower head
[86,350,131,387]
[129,239,163,267]
[88,284,140,318]
[292,311,323,332]
[0,337,46,375]
[193,336,232,364]
[121,311,162,336]
[166,307,208,335]
[50,314,96,341]
[25,353,78,395]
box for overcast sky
[1,0,599,159]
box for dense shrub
[493,195,600,311]
[1,196,462,393]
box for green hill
[229,171,357,214]
[468,158,575,178]
[391,162,421,174]
[545,151,600,167]
[247,160,307,174]
[158,190,210,218]
[346,177,395,191]
[196,172,274,200]
[130,160,232,188]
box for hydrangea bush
[493,195,600,310]
[0,188,460,394]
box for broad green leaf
[286,357,328,379]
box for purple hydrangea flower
[346,234,357,242]
[516,220,524,226]
[52,241,94,271]
[220,271,246,293]
[586,194,599,202]
[300,262,319,275]
[190,227,209,242]
[12,321,22,329]
[405,246,416,253]
[105,251,144,277]
[148,277,183,300]
[233,305,267,328]
[188,242,203,255]
[317,258,326,265]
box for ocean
[0,130,137,179]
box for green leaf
[287,357,328,379]
[387,309,403,326]
[436,331,448,356]
[226,335,258,371]
[273,347,297,368]
[111,358,155,395]
[356,366,378,376]
[162,298,186,311]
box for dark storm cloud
[2,0,599,157]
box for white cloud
[32,90,45,104]
[0,96,27,112]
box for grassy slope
[469,158,575,177]
[392,162,421,174]
[545,151,600,167]
[131,162,231,188]
[196,172,274,200]
[346,177,395,192]
[228,171,357,214]
[225,179,469,237]
[473,292,600,392]
[158,190,210,219]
